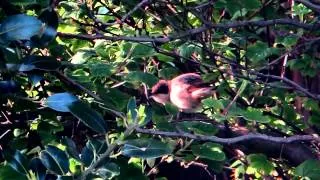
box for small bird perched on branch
[150,73,214,112]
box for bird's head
[150,80,170,105]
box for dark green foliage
[0,0,319,179]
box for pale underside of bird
[150,73,214,112]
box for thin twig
[135,127,319,145]
[57,18,320,44]
[55,71,102,101]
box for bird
[150,73,214,112]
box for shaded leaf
[164,103,179,116]
[80,146,94,167]
[126,71,158,87]
[4,150,29,175]
[30,158,46,180]
[39,145,69,175]
[61,138,80,161]
[69,101,107,133]
[177,121,218,135]
[0,80,18,93]
[121,42,155,58]
[0,165,27,180]
[19,56,60,72]
[242,108,270,123]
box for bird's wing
[176,73,204,86]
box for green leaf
[137,105,152,126]
[71,49,96,64]
[94,163,120,179]
[283,104,297,121]
[10,0,39,6]
[122,139,173,159]
[89,63,115,77]
[4,150,29,175]
[30,158,46,180]
[242,0,261,10]
[158,67,180,79]
[191,142,226,161]
[178,43,201,59]
[0,14,42,44]
[202,98,224,110]
[242,108,270,123]
[276,35,298,48]
[80,146,94,167]
[294,160,320,179]
[0,165,27,180]
[44,92,79,112]
[126,71,159,87]
[0,80,17,94]
[164,103,179,116]
[86,139,108,155]
[30,26,57,47]
[37,118,64,134]
[127,97,138,124]
[238,80,248,95]
[247,154,274,175]
[177,121,218,135]
[40,145,70,175]
[61,138,80,161]
[69,101,107,133]
[121,42,155,58]
[246,41,280,65]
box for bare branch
[135,127,319,145]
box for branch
[135,127,319,145]
[54,71,102,101]
[251,71,320,101]
[57,18,319,43]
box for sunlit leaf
[0,14,42,43]
[44,92,79,112]
[122,139,173,159]
[247,154,274,175]
[191,142,226,161]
